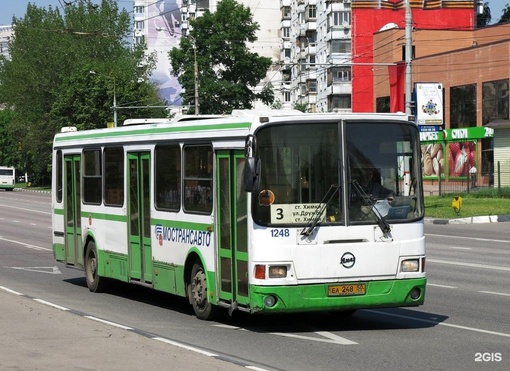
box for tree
[499,4,510,23]
[477,2,491,27]
[0,0,164,184]
[169,0,274,114]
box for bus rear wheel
[189,261,218,320]
[85,241,107,293]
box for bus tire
[189,261,218,320]
[85,241,107,293]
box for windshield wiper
[300,184,340,237]
[351,180,391,236]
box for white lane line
[315,331,358,345]
[84,316,133,330]
[0,286,24,295]
[427,259,510,272]
[427,283,457,289]
[366,310,510,338]
[153,337,218,356]
[269,331,357,345]
[426,233,509,244]
[478,291,510,297]
[33,299,69,311]
[449,246,471,250]
[0,236,52,251]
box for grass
[424,187,510,219]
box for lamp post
[89,71,117,127]
[188,36,200,116]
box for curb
[425,214,510,224]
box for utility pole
[194,44,199,116]
[405,0,413,116]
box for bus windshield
[251,120,423,227]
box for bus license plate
[328,283,366,297]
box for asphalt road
[1,190,509,370]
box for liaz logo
[340,252,355,268]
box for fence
[424,161,509,196]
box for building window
[330,95,351,110]
[282,6,291,19]
[284,48,291,59]
[307,5,316,19]
[134,6,144,14]
[482,79,509,124]
[282,27,290,39]
[450,84,476,129]
[283,91,291,102]
[330,11,351,27]
[331,67,351,82]
[330,40,351,54]
[135,21,144,30]
[307,81,317,93]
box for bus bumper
[248,278,426,313]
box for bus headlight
[268,265,287,278]
[401,259,419,272]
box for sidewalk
[0,289,244,371]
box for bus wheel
[85,241,107,293]
[189,261,218,320]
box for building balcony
[328,83,352,95]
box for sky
[0,0,507,26]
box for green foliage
[293,103,308,113]
[425,188,510,218]
[0,0,165,184]
[499,4,510,23]
[169,0,274,114]
[477,2,491,27]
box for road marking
[33,299,69,311]
[0,236,52,251]
[153,337,218,356]
[213,324,357,345]
[0,286,24,295]
[426,233,509,244]
[427,258,510,272]
[269,331,357,345]
[84,316,133,330]
[427,283,457,289]
[449,246,471,250]
[366,310,510,338]
[7,266,61,274]
[478,291,510,297]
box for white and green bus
[52,110,426,320]
[0,166,16,191]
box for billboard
[415,82,443,126]
[147,1,182,107]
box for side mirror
[243,157,260,192]
[243,134,260,192]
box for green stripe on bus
[54,122,251,142]
[54,208,64,215]
[80,211,128,222]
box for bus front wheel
[85,241,107,293]
[188,261,218,320]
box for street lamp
[89,70,117,127]
[187,36,200,116]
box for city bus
[51,110,426,320]
[0,166,15,191]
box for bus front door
[216,151,249,309]
[127,153,153,284]
[64,154,83,267]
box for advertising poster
[416,82,443,126]
[147,1,182,107]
